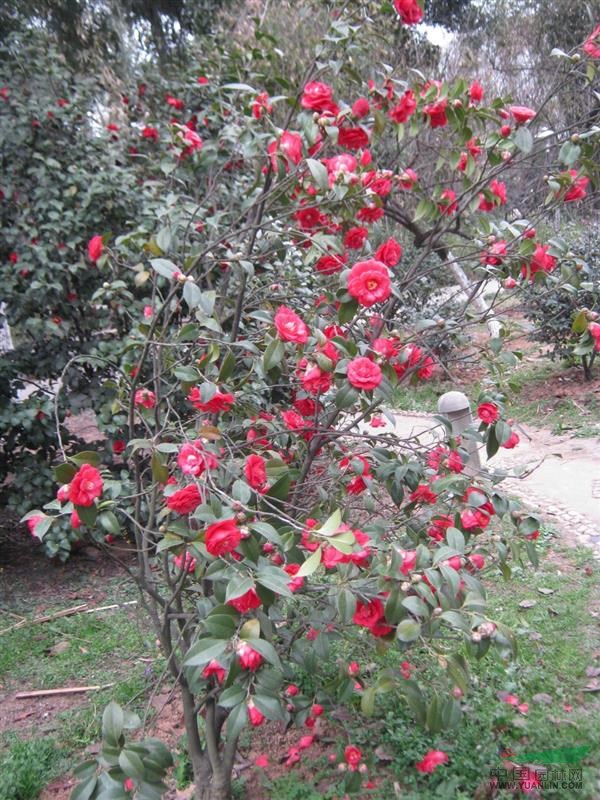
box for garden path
[366,411,600,559]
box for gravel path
[367,411,600,559]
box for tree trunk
[446,256,502,338]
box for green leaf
[239,618,260,640]
[182,280,202,311]
[361,686,376,716]
[296,546,322,577]
[559,141,581,167]
[446,527,465,552]
[150,258,178,279]
[337,588,356,623]
[53,462,77,484]
[218,351,236,382]
[316,509,341,536]
[217,686,246,708]
[151,453,169,484]
[225,576,254,603]
[119,749,146,781]
[75,504,97,527]
[263,338,285,371]
[396,619,421,642]
[256,566,293,597]
[98,511,120,536]
[224,701,247,742]
[70,776,98,800]
[69,451,101,467]
[513,126,533,154]
[184,638,228,668]
[334,383,359,409]
[305,158,329,191]
[102,701,124,745]
[248,638,281,669]
[572,310,588,334]
[494,420,511,446]
[253,694,286,722]
[265,472,291,501]
[338,298,358,324]
[401,596,429,618]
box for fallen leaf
[47,640,70,657]
[585,666,600,678]
[537,587,554,595]
[547,607,560,616]
[375,745,394,763]
[532,693,553,705]
[519,600,537,609]
[582,679,600,693]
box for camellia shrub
[21,4,599,799]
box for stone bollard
[437,391,481,472]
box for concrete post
[437,391,481,472]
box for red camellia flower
[344,745,362,771]
[187,387,234,413]
[166,484,202,514]
[522,243,556,279]
[375,238,403,267]
[204,518,242,556]
[477,402,500,424]
[87,235,103,262]
[314,251,347,275]
[352,97,370,118]
[479,179,507,211]
[397,167,418,189]
[300,363,332,395]
[70,464,103,507]
[237,642,263,671]
[112,439,126,455]
[173,551,197,573]
[393,0,423,25]
[415,750,449,773]
[469,80,484,104]
[337,126,370,150]
[177,440,218,476]
[202,659,226,683]
[562,170,589,203]
[134,388,156,409]
[301,81,339,115]
[409,484,437,504]
[509,105,536,124]
[244,454,267,490]
[343,225,369,250]
[166,94,184,110]
[583,25,600,59]
[268,130,303,170]
[424,97,448,128]
[274,305,309,343]
[247,700,265,727]
[228,587,262,613]
[389,89,417,123]
[251,91,272,119]
[347,259,391,307]
[9,251,18,264]
[352,598,392,636]
[141,126,159,141]
[438,188,457,215]
[347,357,382,391]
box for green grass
[0,576,162,782]
[0,737,66,800]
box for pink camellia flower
[134,388,156,409]
[204,519,242,556]
[255,754,269,768]
[311,703,324,717]
[71,510,82,529]
[274,305,309,343]
[300,363,332,395]
[393,0,423,25]
[177,440,218,476]
[70,464,103,507]
[583,25,600,59]
[399,549,417,575]
[166,484,202,514]
[87,235,103,262]
[344,745,362,771]
[301,81,339,115]
[375,238,403,267]
[197,75,209,85]
[509,105,536,124]
[348,661,360,676]
[389,89,417,124]
[202,659,226,683]
[477,402,500,424]
[285,684,299,696]
[415,749,449,773]
[173,551,197,573]
[337,126,369,150]
[247,700,265,727]
[347,259,391,307]
[469,80,484,104]
[397,167,418,189]
[56,484,71,503]
[347,357,382,391]
[237,642,263,671]
[470,553,485,570]
[166,94,184,110]
[298,734,315,750]
[227,587,262,613]
[481,240,507,266]
[124,778,135,793]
